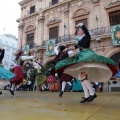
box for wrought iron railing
[90,26,111,37]
[43,34,76,46]
[43,26,111,46]
[26,41,35,49]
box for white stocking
[81,82,89,98]
[11,83,15,91]
[83,80,94,96]
[62,81,66,92]
[41,86,44,91]
[41,84,46,90]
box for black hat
[59,45,66,52]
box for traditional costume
[53,45,73,97]
[55,23,118,103]
[72,78,83,92]
[22,53,46,92]
[9,50,28,95]
[9,62,24,95]
[0,48,15,95]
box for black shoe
[80,98,88,103]
[41,90,43,93]
[94,94,97,98]
[81,97,85,99]
[9,90,14,96]
[87,94,96,102]
[0,91,2,95]
[59,91,63,97]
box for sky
[0,0,21,37]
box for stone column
[37,16,45,46]
[63,8,69,36]
[18,23,24,50]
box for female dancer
[9,51,34,95]
[55,23,118,103]
[0,47,15,95]
[9,61,23,96]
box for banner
[22,45,29,53]
[46,39,55,56]
[111,24,120,46]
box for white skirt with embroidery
[64,62,112,82]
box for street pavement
[0,91,120,120]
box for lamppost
[96,15,98,29]
[64,23,67,42]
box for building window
[76,19,88,28]
[52,0,58,5]
[0,39,2,43]
[6,47,10,51]
[27,33,34,44]
[5,41,8,44]
[50,0,58,6]
[109,10,120,26]
[30,6,35,14]
[49,26,59,39]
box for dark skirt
[60,73,73,82]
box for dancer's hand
[63,48,68,53]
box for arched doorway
[110,52,120,68]
[109,52,120,92]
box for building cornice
[105,1,120,9]
[19,0,34,6]
[17,11,39,22]
[43,0,74,12]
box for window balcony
[26,41,35,49]
[90,26,111,37]
[43,26,111,46]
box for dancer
[72,78,83,92]
[9,61,23,96]
[23,56,46,92]
[9,50,33,95]
[0,47,15,95]
[53,45,73,97]
[55,23,118,103]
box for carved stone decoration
[47,17,61,25]
[73,8,89,18]
[111,0,118,3]
[63,8,69,13]
[77,1,83,7]
[18,23,24,28]
[92,0,100,3]
[21,7,23,10]
[38,16,45,23]
[105,0,120,9]
[26,24,36,32]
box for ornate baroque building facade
[17,0,120,91]
[17,0,120,67]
